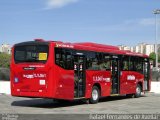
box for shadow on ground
[11,95,146,109]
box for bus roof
[14,40,148,58]
[73,42,120,50]
[52,41,148,58]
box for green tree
[149,52,156,60]
[149,52,156,67]
[0,53,11,68]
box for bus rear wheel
[135,84,142,98]
[89,86,100,104]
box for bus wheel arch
[93,83,101,96]
[89,83,101,104]
[137,82,143,91]
[135,82,142,98]
[127,82,143,98]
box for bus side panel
[128,71,144,93]
[120,71,129,94]
[85,71,111,98]
[120,71,136,94]
[54,66,74,100]
[120,71,144,94]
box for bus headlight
[14,77,19,83]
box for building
[130,46,134,52]
[118,45,131,51]
[135,43,146,54]
[118,45,124,50]
[0,44,11,54]
[145,44,155,56]
[135,45,139,53]
[118,43,156,56]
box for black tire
[89,86,100,104]
[135,84,142,98]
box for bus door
[143,58,150,91]
[74,54,86,98]
[111,56,120,94]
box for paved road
[0,93,160,120]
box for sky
[0,0,160,46]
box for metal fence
[152,70,160,81]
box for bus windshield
[14,45,49,64]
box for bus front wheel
[89,86,100,104]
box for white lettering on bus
[93,76,110,82]
[23,74,34,79]
[127,75,136,80]
[23,74,46,79]
[56,44,74,48]
[29,65,45,68]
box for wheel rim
[136,86,141,95]
[92,89,98,101]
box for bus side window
[55,48,73,70]
[65,51,73,70]
[123,61,128,70]
[56,53,60,65]
[97,53,111,71]
[55,49,61,66]
[102,54,111,70]
[92,58,99,70]
[86,52,97,70]
[134,57,143,73]
[99,60,106,70]
[61,53,66,68]
[86,52,111,71]
[129,57,134,71]
[57,49,65,68]
[121,56,129,71]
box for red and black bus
[10,39,151,104]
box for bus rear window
[14,45,49,64]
